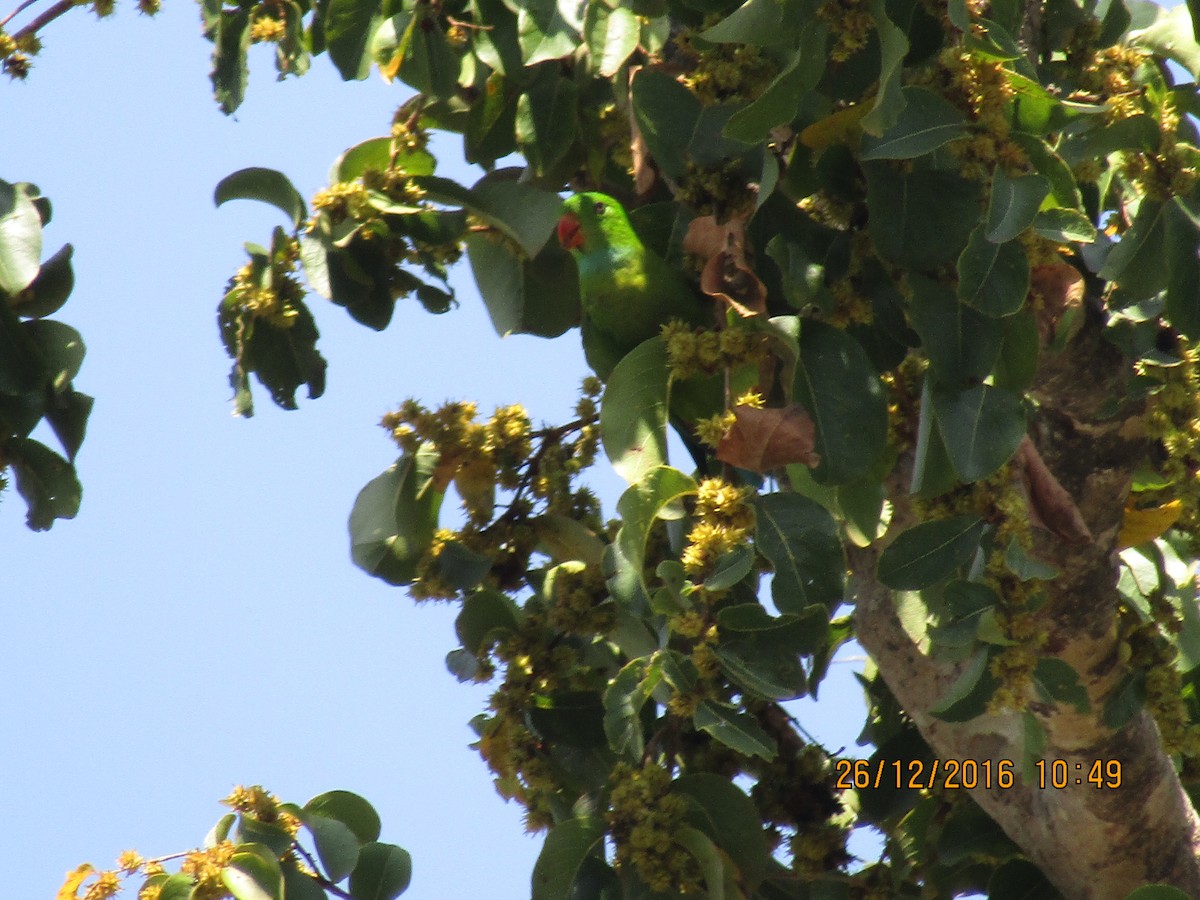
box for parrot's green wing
[558,192,711,381]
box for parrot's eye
[593,200,607,216]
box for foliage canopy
[12,0,1200,896]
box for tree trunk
[853,319,1200,897]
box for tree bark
[853,320,1200,898]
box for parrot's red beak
[557,212,584,251]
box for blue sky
[3,5,868,897]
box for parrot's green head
[557,192,633,256]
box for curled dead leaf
[627,67,657,198]
[716,404,821,473]
[1015,436,1093,544]
[685,215,768,317]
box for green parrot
[557,192,713,381]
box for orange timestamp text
[834,758,1123,791]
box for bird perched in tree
[557,192,713,380]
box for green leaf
[516,0,580,65]
[44,389,93,462]
[704,545,755,591]
[1032,207,1098,243]
[533,514,605,566]
[1129,4,1200,79]
[632,68,702,180]
[304,815,361,882]
[675,827,727,898]
[584,2,639,76]
[604,658,658,759]
[1009,132,1080,209]
[326,0,382,79]
[909,274,1004,387]
[1103,669,1146,729]
[222,844,284,900]
[929,646,995,719]
[615,466,696,595]
[860,87,968,160]
[701,0,805,45]
[399,14,460,99]
[531,818,605,900]
[724,36,827,143]
[14,242,74,318]
[861,0,910,136]
[793,322,888,484]
[155,875,194,900]
[600,337,671,483]
[417,174,561,258]
[1003,538,1059,580]
[865,164,981,268]
[21,319,79,390]
[464,231,579,339]
[214,168,307,228]
[713,607,821,699]
[466,73,519,167]
[1167,201,1200,339]
[0,179,42,295]
[211,9,252,113]
[8,437,81,531]
[516,77,579,180]
[986,170,1050,243]
[349,843,411,900]
[281,860,328,900]
[673,774,770,892]
[987,859,1060,900]
[957,227,1030,318]
[236,818,294,857]
[877,515,985,590]
[754,493,845,612]
[932,383,1025,482]
[456,588,521,654]
[1099,198,1170,301]
[348,446,444,586]
[693,700,778,759]
[1033,657,1089,713]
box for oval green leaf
[214,167,307,228]
[876,515,985,590]
[531,818,605,900]
[221,845,284,900]
[860,87,968,160]
[304,791,382,844]
[985,170,1050,243]
[349,842,411,900]
[932,383,1026,482]
[600,336,671,484]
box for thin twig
[12,0,75,39]
[1,0,40,30]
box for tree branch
[10,0,76,39]
[854,319,1200,898]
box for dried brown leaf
[686,215,767,317]
[716,404,821,472]
[1015,436,1093,544]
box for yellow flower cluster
[677,37,778,105]
[226,246,304,329]
[662,320,764,381]
[675,158,755,221]
[475,707,559,831]
[986,644,1039,711]
[681,478,756,575]
[817,0,874,62]
[222,784,298,834]
[608,762,702,894]
[789,822,852,877]
[249,13,286,43]
[1125,619,1200,756]
[1143,343,1200,538]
